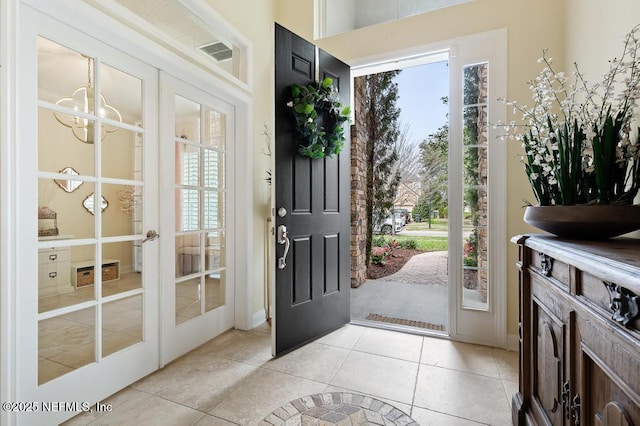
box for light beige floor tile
[251,321,271,334]
[421,337,501,378]
[193,329,272,366]
[411,406,487,425]
[315,323,366,349]
[195,415,240,425]
[81,392,206,426]
[353,327,423,362]
[132,355,257,412]
[503,380,519,405]
[209,368,325,424]
[493,348,519,382]
[63,387,188,426]
[329,350,418,404]
[264,342,350,383]
[323,385,412,415]
[414,365,512,425]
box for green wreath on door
[288,77,351,159]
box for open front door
[273,24,351,356]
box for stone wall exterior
[350,78,368,288]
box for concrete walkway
[350,251,449,331]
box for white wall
[207,0,275,320]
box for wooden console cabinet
[513,235,640,426]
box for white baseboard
[507,333,519,352]
[251,308,267,329]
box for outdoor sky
[394,60,449,145]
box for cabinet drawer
[531,249,570,288]
[38,264,71,287]
[38,248,70,264]
[38,264,59,289]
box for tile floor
[64,323,518,426]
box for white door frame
[0,0,254,424]
[350,29,507,348]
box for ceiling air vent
[199,42,232,62]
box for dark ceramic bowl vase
[523,205,640,239]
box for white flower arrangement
[498,25,640,206]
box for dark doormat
[366,313,445,331]
[261,392,418,425]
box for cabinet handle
[539,253,553,276]
[561,381,570,420]
[571,393,581,426]
[49,254,58,261]
[48,272,57,278]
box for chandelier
[54,57,122,144]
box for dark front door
[274,23,351,356]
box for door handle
[143,229,159,243]
[277,225,290,269]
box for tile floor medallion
[260,392,418,425]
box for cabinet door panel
[581,347,640,426]
[532,295,566,425]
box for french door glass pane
[38,108,96,175]
[203,108,225,149]
[175,234,201,278]
[102,183,139,237]
[102,241,141,297]
[176,142,200,186]
[39,178,95,239]
[204,191,225,230]
[462,62,489,310]
[205,270,225,312]
[204,149,225,188]
[176,189,200,232]
[101,128,141,180]
[175,96,200,142]
[175,278,201,324]
[38,306,96,384]
[100,62,142,127]
[102,294,143,357]
[205,231,225,271]
[38,243,97,312]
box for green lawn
[405,219,448,231]
[375,235,448,251]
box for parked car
[393,208,410,224]
[373,215,404,234]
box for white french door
[15,6,159,424]
[448,29,507,347]
[159,73,235,365]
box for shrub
[371,246,390,265]
[398,239,418,249]
[372,235,388,247]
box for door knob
[142,229,159,243]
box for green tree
[356,71,402,265]
[419,97,449,226]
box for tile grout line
[409,336,424,417]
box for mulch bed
[366,248,423,280]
